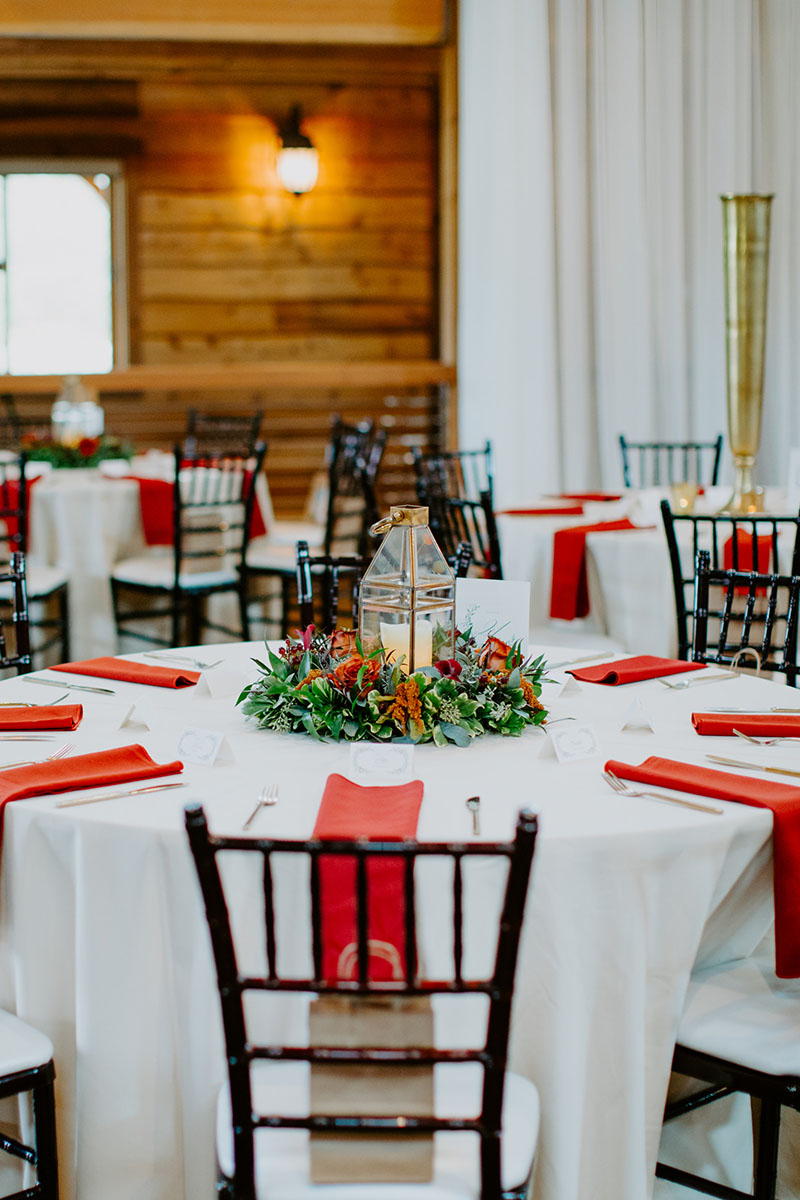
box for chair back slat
[424,489,503,579]
[185,803,538,1198]
[619,434,724,488]
[691,548,800,683]
[412,441,493,505]
[183,408,264,459]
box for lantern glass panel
[359,514,455,673]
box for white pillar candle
[379,620,433,673]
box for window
[0,161,127,375]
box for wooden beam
[0,360,457,394]
[0,1,448,45]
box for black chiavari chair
[0,454,70,665]
[423,491,503,580]
[185,802,540,1200]
[619,435,724,489]
[661,501,800,663]
[0,1006,59,1198]
[412,441,494,506]
[183,409,264,459]
[0,551,32,675]
[690,548,800,686]
[111,442,267,648]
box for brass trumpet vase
[721,194,774,514]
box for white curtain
[459,0,800,506]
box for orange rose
[328,628,359,660]
[331,654,380,691]
[477,636,521,672]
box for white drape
[459,0,800,506]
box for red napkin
[605,755,800,978]
[550,519,638,619]
[723,531,773,596]
[500,505,585,517]
[692,713,800,738]
[132,476,267,547]
[0,477,38,552]
[313,773,424,982]
[0,705,82,730]
[550,492,623,502]
[52,657,200,688]
[0,744,183,841]
[567,655,705,686]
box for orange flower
[297,669,325,688]
[520,678,543,711]
[330,654,380,691]
[386,677,423,736]
[328,628,359,660]
[477,636,521,671]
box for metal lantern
[358,505,455,673]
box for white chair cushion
[111,554,237,591]
[247,540,323,572]
[678,952,800,1076]
[0,565,67,601]
[265,521,326,549]
[217,1061,539,1199]
[0,1010,53,1075]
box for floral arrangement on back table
[238,626,548,746]
[20,433,133,469]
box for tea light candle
[379,620,433,673]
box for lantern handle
[370,510,404,536]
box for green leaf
[432,724,448,747]
[298,649,311,680]
[440,721,471,747]
[302,712,325,742]
[508,667,521,689]
[344,719,359,737]
[235,684,252,705]
[267,647,287,675]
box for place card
[348,742,415,784]
[119,702,151,732]
[194,666,251,701]
[620,698,655,733]
[555,675,582,698]
[177,727,234,766]
[455,578,531,648]
[547,722,601,764]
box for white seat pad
[0,564,67,600]
[247,540,323,572]
[0,1010,53,1075]
[678,952,800,1076]
[111,554,237,591]
[217,1061,539,1199]
[265,521,326,549]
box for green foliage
[237,626,549,747]
[20,434,133,468]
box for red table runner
[549,519,639,620]
[131,476,267,546]
[53,657,200,688]
[605,755,800,978]
[313,773,424,982]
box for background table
[0,643,786,1200]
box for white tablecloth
[0,643,789,1199]
[25,456,274,661]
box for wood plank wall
[0,40,448,515]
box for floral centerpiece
[238,626,548,746]
[20,433,133,469]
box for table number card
[177,727,234,766]
[546,722,601,764]
[348,742,415,783]
[455,578,531,648]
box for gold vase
[721,194,774,514]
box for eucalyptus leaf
[441,721,471,747]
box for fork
[603,769,723,815]
[144,653,224,671]
[658,671,740,690]
[242,783,279,830]
[2,742,75,770]
[733,728,800,747]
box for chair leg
[753,1097,781,1200]
[58,586,70,663]
[32,1073,59,1199]
[238,579,251,642]
[171,594,182,648]
[188,594,203,646]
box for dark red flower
[477,636,521,671]
[292,624,315,650]
[435,658,462,679]
[78,437,100,457]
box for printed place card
[195,666,251,701]
[620,698,655,733]
[348,742,415,784]
[177,727,234,767]
[547,722,600,764]
[455,578,531,648]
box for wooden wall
[0,39,451,515]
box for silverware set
[466,794,481,834]
[706,754,800,779]
[144,652,224,671]
[56,781,187,809]
[657,671,740,690]
[733,729,800,747]
[2,742,75,769]
[23,677,116,696]
[602,769,723,815]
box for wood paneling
[0,38,451,514]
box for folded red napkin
[550,492,623,502]
[131,476,267,547]
[550,519,638,620]
[692,713,800,738]
[0,477,38,552]
[500,505,585,517]
[0,704,82,731]
[605,755,800,978]
[723,531,773,596]
[0,743,183,837]
[52,657,200,688]
[568,655,705,686]
[313,773,424,982]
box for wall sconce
[276,105,319,196]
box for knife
[23,677,116,696]
[705,707,800,714]
[706,754,800,779]
[56,781,187,809]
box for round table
[0,642,786,1200]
